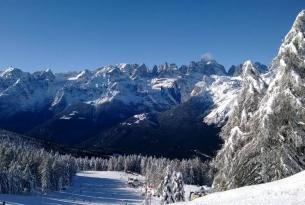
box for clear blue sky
[0,0,304,72]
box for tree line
[0,136,77,194]
[0,131,212,195]
[76,155,212,188]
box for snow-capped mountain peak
[0,67,25,79]
[33,69,55,81]
[68,69,91,81]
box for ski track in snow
[0,171,147,205]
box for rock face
[213,10,305,191]
[228,62,268,77]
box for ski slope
[0,171,146,205]
[4,170,305,205]
[177,170,305,205]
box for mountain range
[0,54,266,158]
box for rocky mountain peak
[188,59,226,76]
[0,67,24,79]
[34,69,56,81]
[228,62,268,77]
[134,63,148,77]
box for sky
[0,0,304,72]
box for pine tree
[8,162,23,194]
[22,164,35,194]
[40,158,52,193]
[213,10,305,191]
[160,167,174,204]
[0,171,9,194]
[172,172,185,202]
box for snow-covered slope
[0,171,147,205]
[177,170,305,205]
[191,75,242,126]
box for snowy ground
[0,171,149,205]
[2,171,305,205]
[177,170,305,205]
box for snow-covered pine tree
[8,162,23,194]
[0,130,79,195]
[22,164,35,194]
[0,171,9,194]
[172,172,185,202]
[160,167,175,204]
[213,10,305,191]
[58,177,63,191]
[213,60,267,190]
[40,158,52,193]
